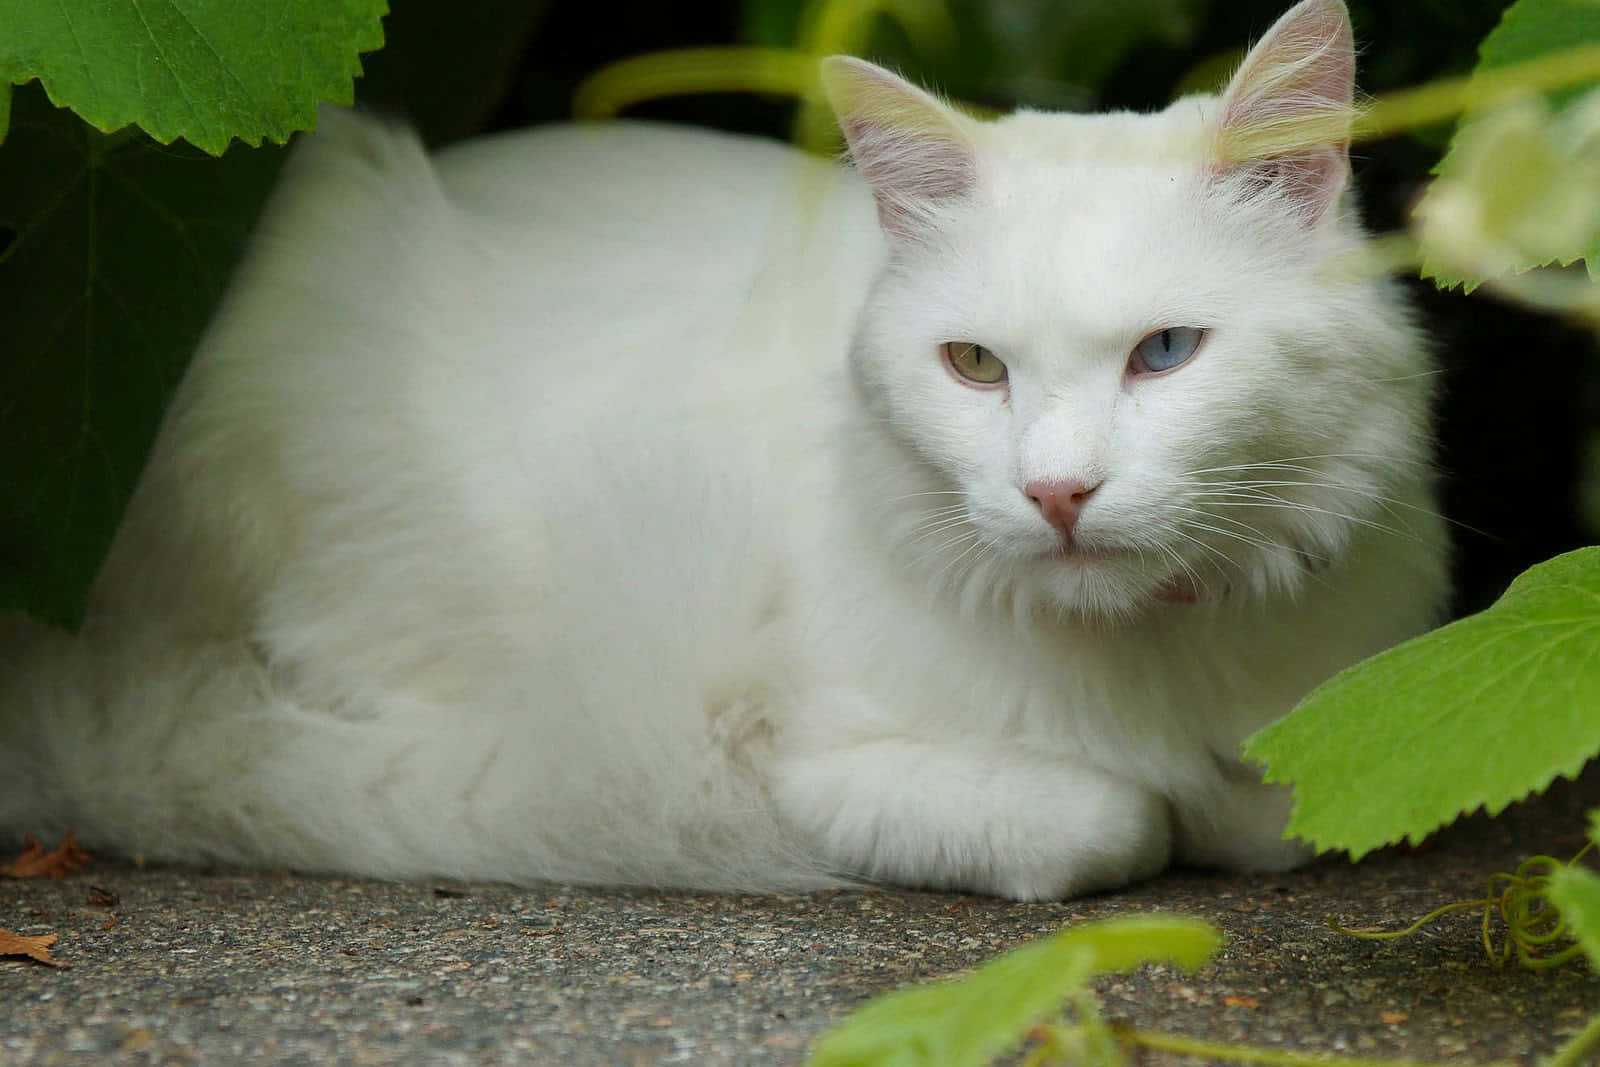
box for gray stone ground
[5,771,1598,1066]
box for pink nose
[1025,479,1099,539]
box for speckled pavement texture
[5,771,1598,1066]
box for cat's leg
[1172,771,1314,873]
[769,736,1172,900]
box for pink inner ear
[845,118,974,201]
[844,117,976,237]
[821,56,979,240]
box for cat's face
[854,139,1426,618]
[829,0,1433,619]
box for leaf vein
[128,0,209,145]
[167,0,272,135]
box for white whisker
[1361,369,1445,383]
[932,534,994,586]
[905,514,979,548]
[906,529,982,573]
[1190,478,1469,533]
[905,503,969,519]
[1151,532,1221,599]
[887,490,967,504]
[1180,452,1415,477]
[1158,502,1288,540]
[1200,496,1423,543]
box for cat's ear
[820,57,978,242]
[1212,0,1355,226]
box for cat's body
[1,0,1449,899]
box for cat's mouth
[1042,545,1219,606]
[1042,542,1119,564]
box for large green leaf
[1417,0,1600,290]
[1246,547,1600,860]
[809,915,1221,1067]
[0,86,285,626]
[0,0,388,154]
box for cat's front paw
[770,739,1173,901]
[963,784,1173,901]
[1174,775,1314,873]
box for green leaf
[808,915,1221,1067]
[0,0,388,155]
[1245,547,1600,860]
[0,85,285,626]
[1417,0,1600,290]
[1546,860,1600,970]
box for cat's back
[435,119,851,233]
[92,114,883,654]
[230,113,880,383]
[257,111,883,510]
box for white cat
[1,0,1447,900]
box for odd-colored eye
[943,342,1008,385]
[1129,327,1206,375]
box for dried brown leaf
[0,929,60,966]
[2,831,92,878]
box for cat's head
[827,0,1436,621]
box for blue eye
[1129,327,1206,375]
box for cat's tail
[0,617,297,857]
[0,618,414,872]
[0,616,847,892]
[0,614,89,848]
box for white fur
[0,1,1449,899]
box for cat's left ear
[820,57,978,243]
[1212,0,1355,226]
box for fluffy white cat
[1,0,1447,899]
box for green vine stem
[1329,845,1595,970]
[1022,1019,1597,1067]
[1104,1024,1518,1067]
[1355,43,1600,141]
[1329,899,1489,942]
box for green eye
[943,342,1007,386]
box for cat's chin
[1019,529,1257,616]
[1022,549,1211,620]
[1042,544,1119,564]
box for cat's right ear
[1210,0,1355,227]
[820,57,978,243]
